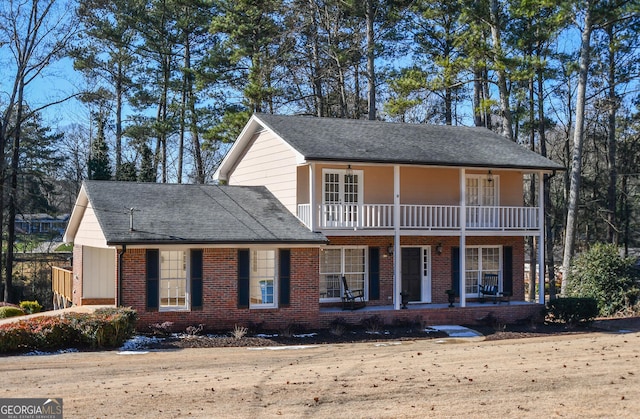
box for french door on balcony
[466,174,499,227]
[322,169,363,227]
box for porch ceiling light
[346,164,353,176]
[487,170,493,182]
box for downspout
[117,245,126,307]
[459,168,466,307]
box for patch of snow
[247,345,318,351]
[119,335,164,351]
[117,350,149,355]
[255,333,279,338]
[23,348,79,356]
[293,333,318,338]
[373,342,402,347]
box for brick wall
[124,247,321,332]
[107,236,528,332]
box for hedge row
[0,307,137,354]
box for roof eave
[304,156,565,172]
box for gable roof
[65,181,327,246]
[215,114,563,181]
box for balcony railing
[297,203,539,231]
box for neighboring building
[62,114,563,331]
[16,214,69,236]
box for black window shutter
[369,247,380,300]
[451,247,460,297]
[279,249,291,306]
[191,249,203,310]
[503,246,513,295]
[237,249,250,308]
[146,249,159,310]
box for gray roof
[82,181,327,245]
[255,113,564,171]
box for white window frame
[319,246,367,302]
[250,249,278,309]
[321,169,364,227]
[464,246,502,296]
[159,249,190,312]
[421,246,432,303]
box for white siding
[229,131,298,214]
[82,247,116,299]
[74,202,109,248]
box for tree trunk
[605,23,618,244]
[489,0,513,141]
[5,78,26,303]
[366,0,376,120]
[561,3,594,294]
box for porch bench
[479,274,511,304]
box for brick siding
[81,236,531,333]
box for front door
[401,247,422,302]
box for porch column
[393,165,401,310]
[459,168,466,307]
[309,163,316,231]
[538,172,545,304]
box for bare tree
[0,0,77,302]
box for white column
[459,168,466,307]
[538,172,545,304]
[309,163,316,231]
[394,165,401,310]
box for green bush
[20,300,43,314]
[566,243,640,316]
[546,297,599,324]
[0,307,137,353]
[0,306,25,319]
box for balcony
[297,204,539,231]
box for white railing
[297,204,311,228]
[298,203,539,231]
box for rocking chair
[341,276,366,310]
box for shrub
[20,300,43,314]
[232,325,248,339]
[0,307,137,353]
[546,297,599,325]
[0,306,25,319]
[566,243,640,316]
[361,315,385,333]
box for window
[250,249,277,308]
[160,250,188,310]
[320,247,366,301]
[322,169,363,226]
[464,247,501,295]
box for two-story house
[61,114,563,331]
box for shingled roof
[251,113,563,171]
[66,181,327,245]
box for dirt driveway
[2,329,639,418]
